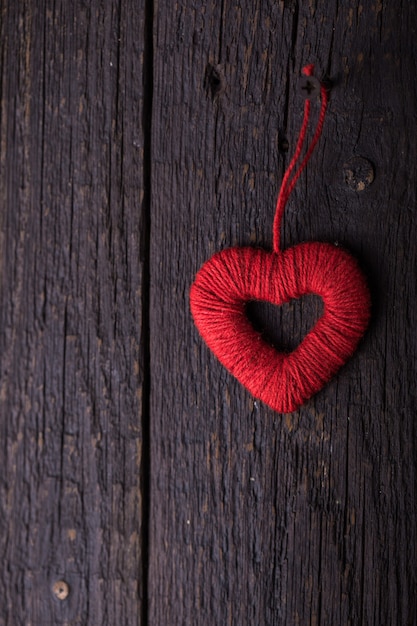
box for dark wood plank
[150,1,417,624]
[0,1,147,623]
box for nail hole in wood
[278,132,289,154]
[52,580,70,601]
[205,64,224,99]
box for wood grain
[1,0,416,624]
[0,1,147,623]
[150,1,417,624]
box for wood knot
[343,156,375,191]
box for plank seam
[141,0,154,623]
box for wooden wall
[1,1,416,624]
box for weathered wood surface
[150,1,417,625]
[1,0,417,625]
[0,1,147,624]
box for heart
[190,242,371,413]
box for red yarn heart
[190,243,370,413]
[190,66,371,413]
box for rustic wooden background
[1,0,416,624]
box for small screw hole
[52,580,70,601]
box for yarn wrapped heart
[190,65,371,413]
[190,243,370,413]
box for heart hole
[245,295,324,353]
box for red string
[273,64,328,252]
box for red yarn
[190,65,371,413]
[273,65,328,252]
[190,244,370,413]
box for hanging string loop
[272,65,329,253]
